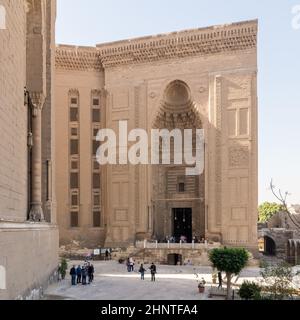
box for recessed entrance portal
[173,208,192,243]
[167,254,183,266]
[265,236,276,256]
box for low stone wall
[0,222,59,300]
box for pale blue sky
[56,0,300,204]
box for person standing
[70,265,76,286]
[129,257,135,272]
[139,264,146,280]
[150,263,157,282]
[76,265,82,284]
[218,271,223,289]
[81,266,87,285]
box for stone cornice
[55,20,257,70]
[56,45,103,72]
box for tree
[209,247,249,300]
[260,262,297,300]
[58,258,68,280]
[258,202,284,223]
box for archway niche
[151,80,205,243]
[264,236,276,256]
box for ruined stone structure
[258,206,300,264]
[55,20,258,252]
[0,0,58,299]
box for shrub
[239,281,262,300]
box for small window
[93,98,100,106]
[70,212,79,227]
[70,172,79,189]
[93,211,101,227]
[93,128,100,138]
[71,160,78,170]
[71,97,78,105]
[70,107,78,122]
[93,173,100,189]
[70,139,79,155]
[93,140,100,155]
[71,193,79,206]
[93,193,100,206]
[92,109,101,123]
[71,127,78,137]
[178,183,185,193]
[93,160,100,171]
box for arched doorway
[167,253,183,265]
[264,236,276,256]
[151,80,205,242]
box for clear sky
[56,0,300,205]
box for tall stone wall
[0,0,58,300]
[0,0,28,222]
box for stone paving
[44,260,268,300]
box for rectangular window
[178,183,185,193]
[92,109,101,123]
[93,211,101,227]
[93,160,100,171]
[71,127,78,137]
[70,139,79,155]
[70,172,79,189]
[71,193,79,206]
[71,160,78,170]
[71,97,78,105]
[93,173,100,189]
[70,107,79,122]
[93,140,100,155]
[70,212,79,227]
[93,98,100,106]
[93,193,101,206]
[93,128,100,138]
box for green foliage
[239,281,262,300]
[258,202,284,223]
[209,247,249,300]
[260,262,296,300]
[209,247,249,275]
[58,258,68,279]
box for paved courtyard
[45,260,265,300]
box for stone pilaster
[29,92,45,222]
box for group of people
[138,263,157,282]
[70,262,95,286]
[125,258,157,282]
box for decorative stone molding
[229,146,249,168]
[68,88,79,96]
[55,20,257,70]
[29,92,46,116]
[56,46,103,71]
[97,20,257,68]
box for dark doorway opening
[173,208,192,243]
[265,236,276,256]
[167,254,182,266]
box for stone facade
[55,20,258,252]
[0,0,58,300]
